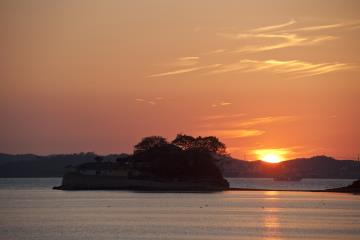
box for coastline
[53,174,360,194]
[52,186,360,194]
[53,181,360,194]
[229,187,360,194]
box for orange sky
[1,0,359,160]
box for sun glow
[262,153,283,163]
[253,148,289,163]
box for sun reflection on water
[263,191,282,240]
[264,212,280,229]
[264,191,279,196]
[264,191,280,200]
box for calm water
[0,178,359,240]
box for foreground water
[0,178,359,240]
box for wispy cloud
[211,102,232,107]
[206,49,227,55]
[198,115,298,131]
[288,20,360,32]
[220,102,232,106]
[173,56,200,67]
[251,19,296,32]
[214,129,265,139]
[149,19,358,78]
[148,64,221,78]
[218,30,336,53]
[217,19,360,53]
[135,97,165,106]
[201,113,245,121]
[233,33,336,53]
[208,59,353,77]
[198,113,265,139]
[237,116,297,127]
[197,114,303,140]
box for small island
[54,134,230,191]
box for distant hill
[1,153,359,178]
[222,155,360,179]
[0,153,129,178]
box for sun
[262,153,282,163]
[253,148,288,163]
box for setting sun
[253,149,289,163]
[262,153,283,163]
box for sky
[1,0,359,160]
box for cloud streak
[173,56,200,67]
[251,19,296,32]
[201,113,245,121]
[149,19,358,78]
[218,27,337,53]
[218,19,360,53]
[213,129,265,139]
[287,20,360,32]
[233,33,336,53]
[148,64,221,78]
[211,102,232,107]
[208,59,353,77]
[135,97,165,106]
[237,116,297,127]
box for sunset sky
[1,0,359,160]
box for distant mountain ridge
[222,155,360,179]
[0,153,359,178]
[0,153,129,178]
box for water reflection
[263,191,282,240]
[264,191,279,196]
[264,211,280,228]
[264,191,280,200]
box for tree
[171,134,195,150]
[134,136,169,154]
[193,136,226,155]
[172,134,226,155]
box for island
[53,134,230,191]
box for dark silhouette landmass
[0,152,128,177]
[228,179,360,194]
[326,179,360,193]
[222,155,360,179]
[54,135,230,191]
[1,154,360,179]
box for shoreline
[229,187,359,194]
[52,186,360,194]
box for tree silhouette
[134,136,168,154]
[172,134,226,155]
[172,134,195,150]
[194,136,226,155]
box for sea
[0,178,359,240]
